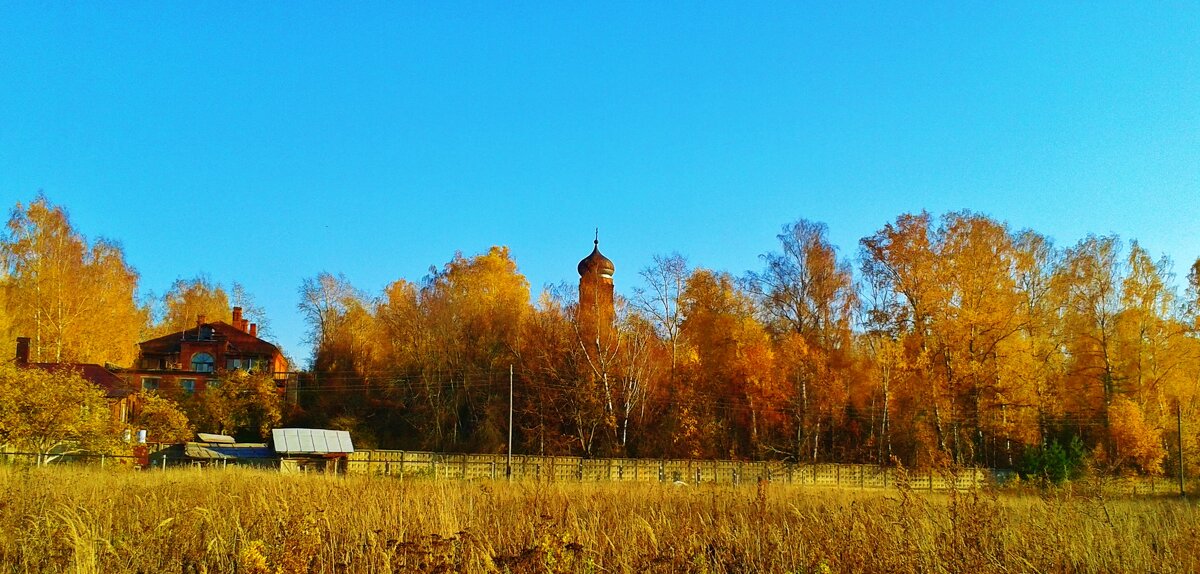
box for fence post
[461,454,467,480]
[836,465,841,486]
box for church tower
[577,233,616,353]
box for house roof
[183,442,275,460]
[272,428,354,454]
[29,362,132,399]
[139,320,280,356]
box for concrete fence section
[2,450,1192,495]
[345,450,992,491]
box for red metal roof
[28,362,132,399]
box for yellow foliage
[1107,398,1165,474]
[0,362,122,455]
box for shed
[151,440,277,468]
[270,428,354,473]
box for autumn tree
[934,213,1027,466]
[1007,231,1066,462]
[1106,396,1165,474]
[300,248,533,452]
[859,212,1035,466]
[182,370,282,441]
[517,288,605,456]
[860,212,949,466]
[0,363,124,461]
[130,391,192,444]
[1,195,148,366]
[749,219,857,462]
[679,269,783,458]
[156,275,232,334]
[633,253,690,378]
[1185,258,1200,333]
[294,272,383,441]
[299,272,364,366]
[1057,235,1124,454]
[415,247,531,451]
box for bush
[1017,436,1087,484]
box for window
[180,379,196,394]
[226,357,263,372]
[141,377,160,391]
[208,379,221,389]
[191,353,215,373]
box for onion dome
[578,238,615,278]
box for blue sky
[2,3,1197,363]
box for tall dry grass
[0,465,1196,573]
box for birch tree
[2,195,147,366]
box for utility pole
[1178,400,1186,498]
[507,364,514,480]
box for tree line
[294,214,1200,477]
[3,194,1200,475]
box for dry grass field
[1,465,1197,574]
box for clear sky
[2,3,1197,364]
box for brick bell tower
[577,231,616,354]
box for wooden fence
[346,450,991,490]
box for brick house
[12,337,135,423]
[125,306,289,395]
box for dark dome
[578,241,615,277]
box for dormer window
[191,352,215,373]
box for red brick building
[125,306,289,394]
[12,337,135,423]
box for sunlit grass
[1,465,1197,573]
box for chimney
[232,306,249,332]
[15,337,30,365]
[249,323,258,338]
